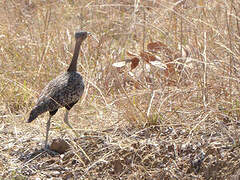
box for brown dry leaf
[147,42,173,60]
[166,63,175,73]
[164,63,176,79]
[147,41,167,52]
[131,57,140,70]
[140,51,156,63]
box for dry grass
[0,0,240,179]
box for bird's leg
[45,115,52,149]
[63,110,91,162]
[63,110,73,129]
[63,110,78,136]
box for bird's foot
[43,145,59,156]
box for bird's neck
[67,40,82,72]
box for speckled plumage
[27,31,89,149]
[28,72,84,122]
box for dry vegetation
[0,0,240,179]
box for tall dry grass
[0,0,240,146]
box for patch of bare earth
[1,119,240,179]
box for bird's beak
[88,32,99,43]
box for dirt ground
[1,115,240,179]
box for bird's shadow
[19,146,59,163]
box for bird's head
[75,31,89,42]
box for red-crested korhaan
[27,31,89,149]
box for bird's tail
[27,103,48,123]
[27,108,38,123]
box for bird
[27,31,89,149]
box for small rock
[49,138,70,154]
[113,159,123,174]
[63,172,74,180]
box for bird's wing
[35,72,83,109]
